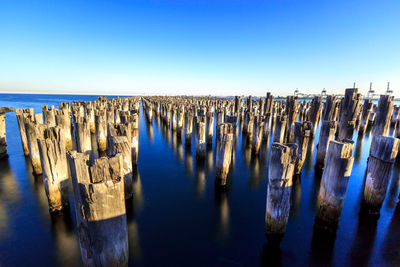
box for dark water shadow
[260,242,282,267]
[310,167,323,210]
[309,225,337,267]
[381,204,400,265]
[347,216,377,267]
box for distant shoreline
[0,91,398,101]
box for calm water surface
[0,94,400,266]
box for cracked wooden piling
[362,135,399,217]
[68,152,128,267]
[265,143,297,243]
[37,126,69,212]
[315,139,354,231]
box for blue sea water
[0,93,399,266]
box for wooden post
[264,92,274,116]
[107,108,115,125]
[108,135,133,199]
[359,99,373,134]
[206,110,214,146]
[185,112,193,147]
[171,107,177,131]
[337,88,362,141]
[391,106,399,127]
[16,108,33,156]
[0,108,14,159]
[195,117,206,161]
[216,109,224,125]
[37,127,69,212]
[263,112,272,140]
[243,112,254,137]
[316,121,337,168]
[131,127,139,166]
[68,152,128,267]
[308,96,322,136]
[166,105,172,126]
[95,111,108,154]
[273,115,287,144]
[86,106,96,134]
[265,143,297,243]
[252,116,264,155]
[119,112,139,166]
[322,95,339,121]
[42,105,56,127]
[259,97,266,116]
[290,121,312,175]
[372,95,394,136]
[75,117,92,154]
[234,96,242,113]
[315,139,354,231]
[215,124,234,186]
[0,112,6,159]
[35,113,43,124]
[177,108,184,137]
[368,112,376,129]
[55,110,73,151]
[362,136,399,217]
[286,96,297,126]
[146,102,153,122]
[247,95,253,111]
[25,119,46,175]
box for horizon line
[0,90,399,99]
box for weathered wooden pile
[141,89,399,245]
[0,88,399,264]
[5,96,140,266]
[0,107,15,159]
[264,89,399,243]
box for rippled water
[0,93,399,266]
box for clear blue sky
[0,0,399,96]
